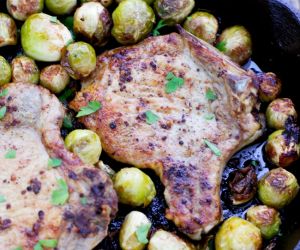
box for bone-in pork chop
[70,28,264,239]
[0,83,117,249]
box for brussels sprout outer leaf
[145,110,160,125]
[204,139,221,156]
[136,223,151,244]
[51,179,69,205]
[76,101,102,117]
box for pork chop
[70,28,264,239]
[0,83,118,249]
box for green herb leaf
[58,88,75,103]
[204,113,215,120]
[0,89,8,98]
[204,139,221,156]
[33,243,43,250]
[165,73,184,94]
[39,239,58,248]
[48,158,62,168]
[145,110,160,125]
[5,149,16,159]
[152,20,167,36]
[216,41,227,52]
[251,160,259,167]
[80,196,87,205]
[135,223,151,244]
[205,89,217,101]
[50,16,59,24]
[13,247,23,250]
[76,101,102,118]
[0,194,6,203]
[51,179,69,205]
[63,116,73,129]
[0,106,7,119]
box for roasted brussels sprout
[215,217,262,250]
[65,129,102,165]
[74,2,112,47]
[11,56,40,84]
[154,0,195,25]
[0,56,12,86]
[112,0,155,45]
[0,13,17,47]
[45,0,77,15]
[266,98,297,130]
[246,205,281,239]
[117,0,154,4]
[148,230,195,250]
[183,11,218,44]
[216,25,252,65]
[96,161,116,178]
[40,65,70,94]
[80,0,114,8]
[119,211,151,250]
[6,0,44,21]
[61,41,96,80]
[113,168,156,207]
[21,13,73,62]
[257,72,282,102]
[265,129,300,168]
[258,168,299,209]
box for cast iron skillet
[1,0,300,249]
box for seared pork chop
[0,83,117,249]
[70,28,264,239]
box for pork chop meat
[0,83,117,249]
[70,28,264,239]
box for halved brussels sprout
[112,0,155,45]
[119,211,151,250]
[74,2,112,47]
[0,13,17,47]
[45,0,77,15]
[40,65,70,94]
[215,217,262,250]
[7,0,44,21]
[183,11,218,44]
[80,0,114,8]
[154,0,195,25]
[65,129,102,165]
[61,41,96,80]
[265,129,300,168]
[148,230,195,250]
[0,56,12,86]
[216,25,252,65]
[246,205,281,239]
[21,13,73,62]
[257,72,282,102]
[117,0,154,5]
[11,55,40,84]
[266,98,297,130]
[113,167,156,207]
[258,168,299,209]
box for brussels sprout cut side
[11,56,40,84]
[7,0,44,21]
[0,13,17,47]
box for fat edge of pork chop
[70,28,264,240]
[0,83,117,250]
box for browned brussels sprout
[0,13,17,47]
[7,0,44,21]
[257,72,282,102]
[81,0,114,8]
[45,0,77,15]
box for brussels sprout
[0,56,12,86]
[11,56,40,84]
[265,129,300,168]
[113,168,156,207]
[257,72,282,102]
[21,13,73,62]
[112,0,155,45]
[119,211,151,250]
[74,2,112,47]
[215,217,262,250]
[0,13,17,47]
[266,98,297,130]
[183,12,218,44]
[61,42,96,80]
[96,161,116,178]
[154,0,195,25]
[65,129,102,165]
[117,0,154,5]
[246,205,281,239]
[216,25,252,65]
[258,168,299,209]
[45,0,77,15]
[148,230,195,250]
[40,65,70,94]
[6,0,44,21]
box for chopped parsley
[152,20,167,36]
[145,110,160,125]
[0,89,8,98]
[13,247,23,250]
[76,101,102,118]
[135,223,151,244]
[216,41,227,52]
[165,72,184,94]
[204,113,215,120]
[5,149,16,159]
[0,194,6,203]
[251,160,259,167]
[33,243,42,250]
[63,116,73,129]
[58,88,75,103]
[205,89,217,101]
[0,106,6,119]
[39,239,58,248]
[48,158,62,168]
[80,196,87,205]
[204,139,221,156]
[51,179,69,205]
